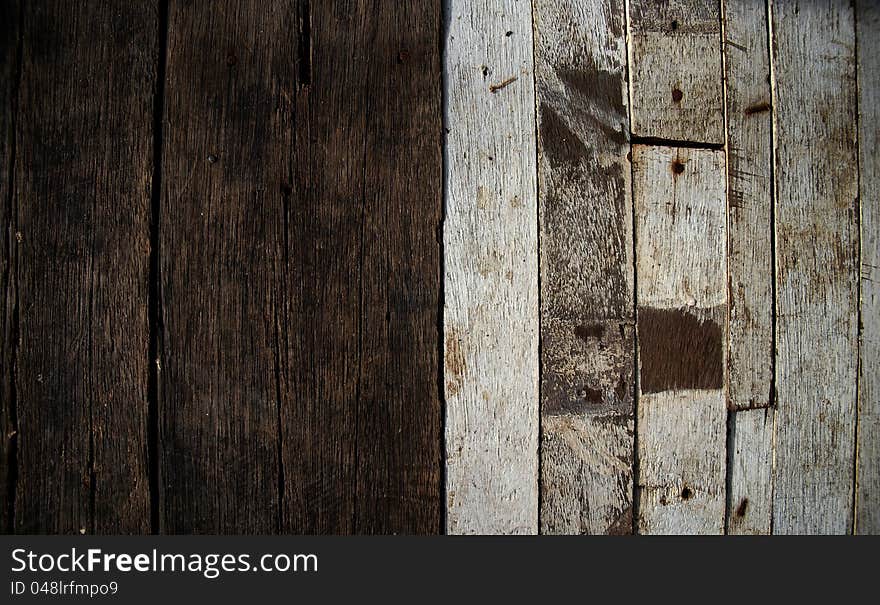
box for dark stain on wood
[638,306,724,393]
[556,64,626,114]
[539,103,588,169]
[744,100,771,115]
[606,504,633,535]
[574,323,605,341]
[735,498,749,517]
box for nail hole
[672,88,683,103]
[671,160,685,174]
[681,486,693,500]
[671,20,678,31]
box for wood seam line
[148,0,170,536]
[766,0,778,536]
[852,0,862,536]
[630,135,724,150]
[529,0,542,535]
[624,0,641,535]
[720,0,733,535]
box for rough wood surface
[770,0,859,534]
[627,0,724,144]
[534,0,634,535]
[633,145,727,534]
[856,0,879,535]
[444,0,539,534]
[727,408,773,534]
[12,1,157,533]
[160,0,442,534]
[723,0,773,410]
[0,0,21,533]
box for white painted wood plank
[727,408,774,534]
[633,145,727,534]
[627,0,724,144]
[771,0,859,534]
[856,0,880,535]
[723,0,773,410]
[534,0,634,535]
[443,0,539,535]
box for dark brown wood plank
[12,1,157,533]
[160,0,442,534]
[279,0,442,534]
[1,0,21,534]
[158,0,292,533]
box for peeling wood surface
[534,0,634,535]
[634,145,727,535]
[727,408,773,535]
[856,0,879,535]
[444,0,539,534]
[627,0,724,144]
[771,0,859,534]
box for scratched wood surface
[1,0,878,535]
[771,0,859,534]
[534,0,634,536]
[722,0,774,535]
[633,145,727,535]
[443,0,539,535]
[856,0,879,535]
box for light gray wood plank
[444,0,539,534]
[856,0,880,535]
[724,0,773,410]
[727,408,774,534]
[534,0,634,535]
[633,145,727,534]
[627,0,724,144]
[771,0,859,534]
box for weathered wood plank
[723,0,773,410]
[633,145,727,534]
[13,1,156,533]
[856,0,880,535]
[727,408,773,534]
[0,0,21,534]
[444,0,539,534]
[771,0,858,534]
[627,0,724,144]
[159,0,288,533]
[341,0,442,534]
[534,0,634,535]
[160,0,443,534]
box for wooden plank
[627,0,724,144]
[727,408,773,534]
[633,145,727,534]
[771,0,859,534]
[533,0,634,535]
[161,0,443,534]
[159,0,287,533]
[12,1,156,533]
[0,0,21,533]
[856,0,880,534]
[444,0,539,534]
[723,0,773,410]
[344,0,442,534]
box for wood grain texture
[444,0,539,534]
[856,0,879,535]
[727,408,773,534]
[723,0,773,410]
[633,145,727,534]
[771,0,859,534]
[160,0,442,534]
[278,0,442,535]
[12,1,156,533]
[627,0,724,144]
[534,0,634,535]
[0,0,21,533]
